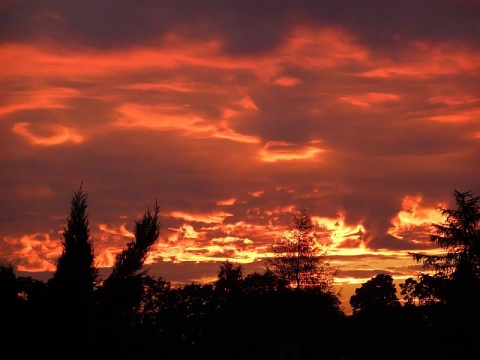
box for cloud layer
[1,1,480,310]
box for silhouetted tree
[50,184,98,311]
[346,274,406,359]
[350,274,400,316]
[267,209,333,290]
[46,185,98,359]
[0,263,21,358]
[243,267,288,295]
[108,200,161,281]
[101,201,161,319]
[400,273,448,306]
[172,283,216,350]
[411,190,480,305]
[137,275,172,329]
[0,263,19,308]
[214,260,244,298]
[96,201,161,358]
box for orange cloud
[283,26,368,68]
[168,224,205,240]
[0,26,370,94]
[312,212,366,254]
[116,103,261,144]
[360,41,480,78]
[98,223,134,238]
[238,96,259,110]
[211,236,253,245]
[169,210,233,224]
[338,92,400,107]
[116,103,212,132]
[0,87,80,117]
[273,76,301,87]
[12,122,84,146]
[259,141,323,162]
[216,198,236,206]
[95,245,122,268]
[119,82,194,93]
[213,126,261,144]
[428,94,480,105]
[5,233,60,272]
[427,114,474,122]
[249,190,264,198]
[389,195,445,246]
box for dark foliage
[411,190,480,305]
[4,189,480,359]
[350,273,400,316]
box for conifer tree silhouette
[101,201,161,322]
[411,190,480,304]
[50,183,98,312]
[47,184,98,359]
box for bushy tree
[243,268,288,295]
[400,273,448,306]
[350,274,400,316]
[214,260,244,297]
[267,209,333,290]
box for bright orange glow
[95,245,122,268]
[4,234,60,272]
[168,224,204,240]
[389,195,446,247]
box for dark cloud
[2,1,479,52]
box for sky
[1,0,480,313]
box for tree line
[1,187,480,359]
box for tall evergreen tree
[50,184,98,310]
[411,190,480,304]
[47,185,98,359]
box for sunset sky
[1,0,480,313]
